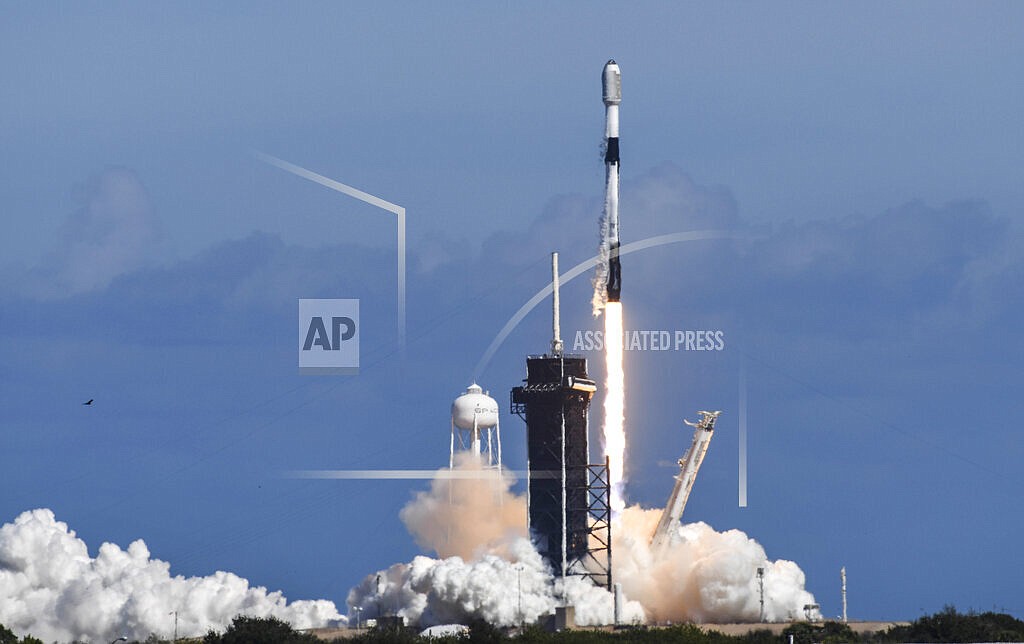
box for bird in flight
[83,399,94,406]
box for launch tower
[650,410,721,553]
[511,253,612,589]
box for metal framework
[511,357,611,590]
[567,458,612,590]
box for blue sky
[2,1,1023,623]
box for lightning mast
[650,411,721,553]
[841,566,848,623]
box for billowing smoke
[610,506,818,623]
[0,509,342,642]
[350,457,645,627]
[399,452,528,560]
[348,455,817,628]
[347,537,643,628]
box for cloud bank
[0,509,342,642]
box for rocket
[603,60,622,302]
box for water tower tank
[451,384,499,430]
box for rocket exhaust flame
[603,301,626,513]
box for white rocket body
[603,60,622,302]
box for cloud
[31,168,163,297]
[740,199,1010,335]
[0,509,341,643]
[18,162,1010,356]
[473,163,740,274]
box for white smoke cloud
[349,457,645,627]
[348,455,816,628]
[609,506,818,623]
[0,509,342,643]
[348,527,645,628]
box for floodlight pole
[517,565,524,628]
[757,567,765,622]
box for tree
[202,616,319,644]
[0,625,43,644]
[881,606,1024,643]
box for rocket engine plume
[603,302,626,513]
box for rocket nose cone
[603,60,621,105]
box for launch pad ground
[307,621,909,640]
[699,621,909,636]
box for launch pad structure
[651,410,721,553]
[510,356,612,590]
[505,60,721,598]
[511,253,612,591]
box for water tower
[450,384,502,470]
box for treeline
[878,605,1024,644]
[3,606,1024,643]
[342,606,1024,644]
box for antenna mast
[551,252,563,355]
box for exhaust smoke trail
[591,221,610,315]
[603,301,627,513]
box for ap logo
[299,299,359,375]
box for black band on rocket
[605,138,619,164]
